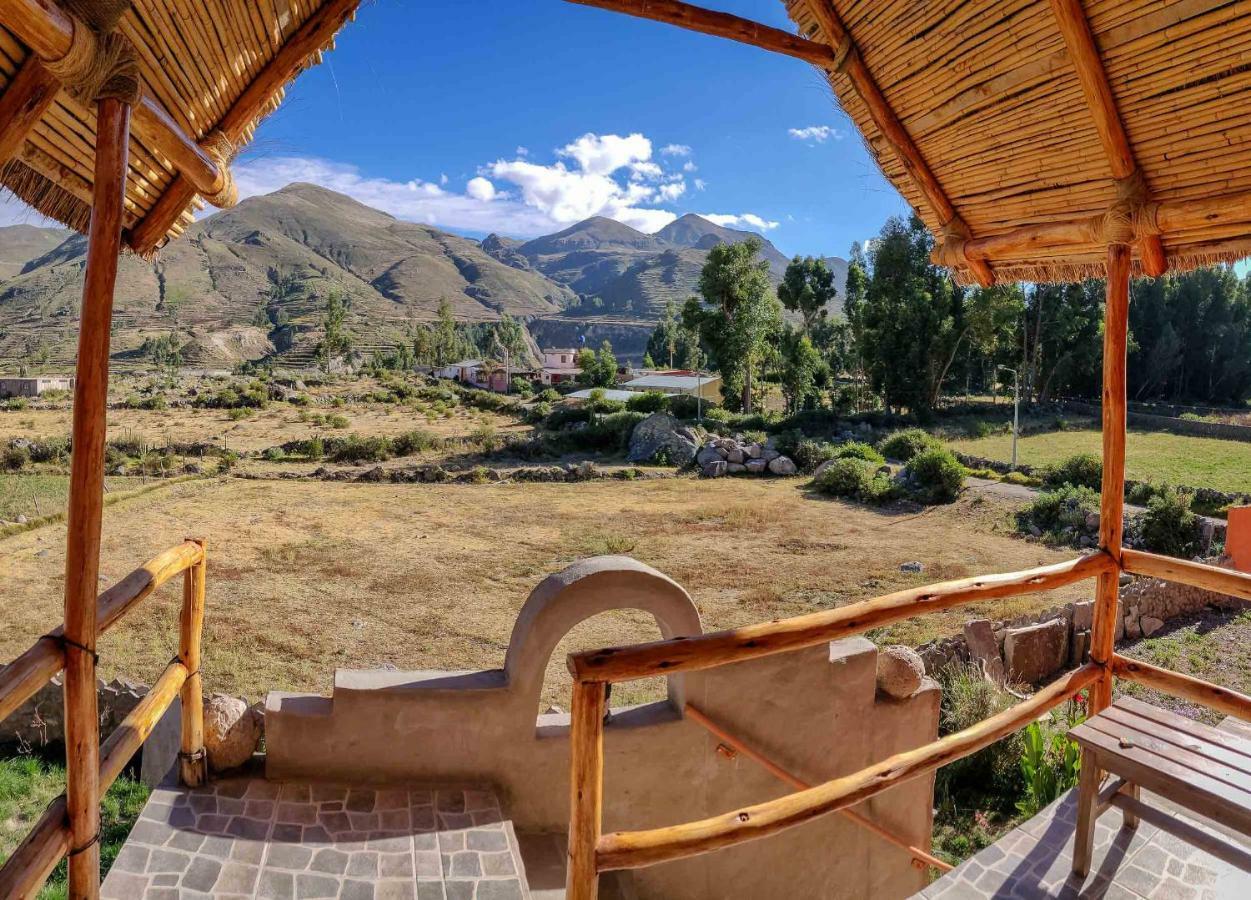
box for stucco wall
[265,557,940,899]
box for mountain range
[0,183,847,368]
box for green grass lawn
[0,475,145,523]
[950,428,1251,494]
[0,756,149,898]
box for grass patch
[0,475,139,522]
[0,755,149,898]
[951,427,1251,494]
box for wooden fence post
[179,539,208,787]
[63,95,130,900]
[1090,242,1131,714]
[567,681,607,900]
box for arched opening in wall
[538,610,669,717]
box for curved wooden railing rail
[1113,655,1251,723]
[0,540,207,898]
[565,555,1112,898]
[683,702,953,872]
[1120,550,1251,604]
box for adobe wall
[265,557,940,900]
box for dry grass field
[0,476,1093,710]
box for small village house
[432,359,483,384]
[0,375,74,398]
[540,347,581,385]
[622,372,722,402]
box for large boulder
[703,460,728,478]
[1003,619,1069,684]
[204,694,263,773]
[876,646,925,699]
[627,413,698,466]
[696,446,722,468]
[767,456,798,476]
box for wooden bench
[1070,696,1251,877]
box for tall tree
[778,256,838,331]
[682,238,782,412]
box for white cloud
[693,178,708,191]
[466,176,497,201]
[660,144,692,157]
[629,161,663,181]
[657,180,686,202]
[701,212,780,232]
[439,173,449,186]
[515,146,529,157]
[788,125,842,143]
[683,161,697,172]
[557,132,652,176]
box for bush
[833,441,885,464]
[1126,481,1165,506]
[537,388,561,403]
[1002,470,1039,487]
[526,401,553,425]
[667,394,704,419]
[1016,720,1082,817]
[330,435,392,463]
[1041,453,1102,491]
[879,428,940,462]
[904,447,965,504]
[934,665,1022,805]
[392,430,438,456]
[327,414,350,429]
[510,376,534,396]
[544,411,647,454]
[626,391,670,414]
[306,436,324,461]
[813,458,873,498]
[792,439,838,474]
[1139,486,1201,557]
[263,447,283,462]
[2,444,30,471]
[1017,484,1099,538]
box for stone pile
[696,435,797,478]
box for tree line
[649,214,1251,415]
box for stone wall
[1062,400,1251,444]
[917,556,1249,684]
[0,674,148,749]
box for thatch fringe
[948,239,1251,285]
[1,160,92,235]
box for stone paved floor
[101,777,529,899]
[917,788,1251,899]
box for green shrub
[526,401,553,425]
[833,441,885,464]
[934,665,1022,805]
[227,407,254,421]
[793,439,838,474]
[1041,453,1102,490]
[904,447,965,504]
[327,414,350,429]
[1002,470,1039,487]
[510,377,535,396]
[330,435,392,463]
[392,430,438,456]
[1139,486,1201,557]
[1016,720,1082,817]
[289,393,312,406]
[263,447,283,462]
[667,394,704,419]
[306,436,324,461]
[1017,484,1099,537]
[879,428,940,462]
[2,444,30,471]
[813,458,873,498]
[537,388,561,403]
[1126,481,1164,506]
[966,420,994,439]
[626,391,670,414]
[546,411,647,454]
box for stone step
[516,831,636,900]
[102,775,533,899]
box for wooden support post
[567,681,607,900]
[1072,747,1100,877]
[179,540,208,787]
[0,56,61,166]
[62,95,130,900]
[1090,243,1130,714]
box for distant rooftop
[567,389,642,402]
[624,374,718,390]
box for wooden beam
[99,661,187,792]
[683,703,953,872]
[1108,790,1251,872]
[566,681,607,900]
[569,553,1112,684]
[1090,242,1130,715]
[563,0,841,67]
[0,795,69,899]
[62,95,129,900]
[596,664,1098,871]
[1047,0,1166,276]
[1121,550,1251,603]
[0,0,226,204]
[0,57,61,166]
[130,0,362,254]
[1113,655,1251,722]
[178,541,207,787]
[804,0,995,287]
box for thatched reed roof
[0,0,358,255]
[782,0,1251,284]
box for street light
[997,365,1020,470]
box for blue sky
[221,0,908,260]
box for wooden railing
[563,548,1251,898]
[0,539,207,898]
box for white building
[622,373,722,401]
[0,376,75,398]
[540,348,581,385]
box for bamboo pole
[129,0,362,254]
[596,664,1098,871]
[1113,655,1251,722]
[570,554,1112,684]
[0,56,61,166]
[1046,0,1167,275]
[1090,243,1130,716]
[61,95,129,900]
[683,703,953,872]
[0,0,227,205]
[178,540,207,787]
[0,540,203,730]
[566,681,607,900]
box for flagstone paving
[916,788,1251,899]
[101,777,529,899]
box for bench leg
[1072,748,1101,878]
[1123,782,1140,829]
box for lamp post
[997,365,1020,470]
